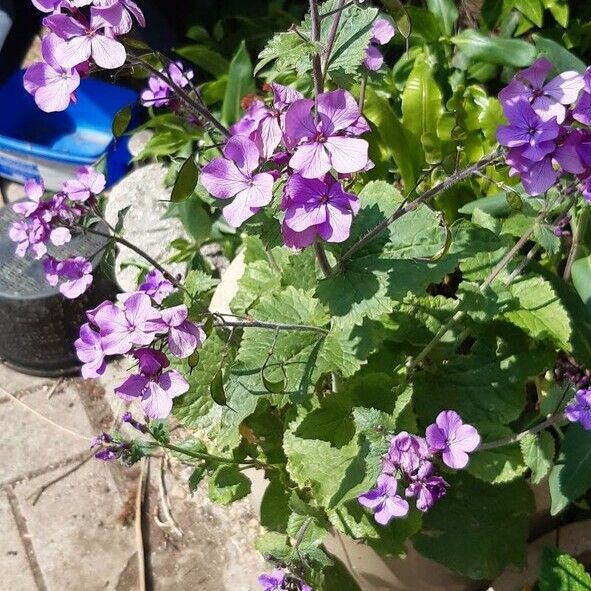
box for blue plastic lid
[0,70,138,165]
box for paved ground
[0,360,264,591]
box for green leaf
[414,323,554,426]
[521,431,555,484]
[534,34,585,74]
[317,181,452,328]
[175,45,230,78]
[402,54,443,151]
[188,466,207,491]
[516,0,544,27]
[173,333,259,451]
[112,105,132,138]
[451,30,537,67]
[468,425,527,484]
[222,41,253,126]
[539,547,591,591]
[260,476,291,533]
[364,88,422,190]
[379,0,411,39]
[414,473,534,579]
[541,0,569,27]
[171,156,198,203]
[549,424,591,515]
[503,276,572,351]
[255,531,291,561]
[425,0,458,36]
[208,465,251,505]
[167,190,213,245]
[256,1,378,78]
[572,255,591,310]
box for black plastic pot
[0,203,118,377]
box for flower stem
[309,0,324,97]
[129,52,229,138]
[478,414,567,451]
[338,149,503,267]
[160,441,256,466]
[314,242,332,278]
[322,0,347,79]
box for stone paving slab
[0,382,93,486]
[0,491,37,590]
[0,362,53,397]
[13,459,137,591]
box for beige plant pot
[211,252,591,590]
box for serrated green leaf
[503,276,572,351]
[549,424,591,515]
[521,431,555,484]
[468,425,527,484]
[207,465,251,505]
[414,473,534,579]
[414,323,554,426]
[539,547,591,591]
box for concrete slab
[0,382,93,485]
[0,492,38,590]
[13,459,136,591]
[0,362,53,398]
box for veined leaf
[451,30,537,67]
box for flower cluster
[364,17,395,71]
[75,271,205,419]
[141,61,195,109]
[200,84,370,248]
[90,431,130,462]
[258,570,312,591]
[497,58,591,196]
[565,388,591,430]
[9,167,106,298]
[358,411,480,524]
[26,0,144,112]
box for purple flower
[44,11,126,70]
[573,68,591,126]
[565,388,591,430]
[150,304,205,359]
[285,89,369,179]
[93,292,161,355]
[358,473,409,525]
[44,256,93,298]
[31,0,68,13]
[281,173,359,248]
[90,432,129,462]
[62,166,106,202]
[91,0,145,35]
[499,57,583,123]
[384,431,429,476]
[75,322,106,378]
[141,61,193,108]
[497,98,560,162]
[13,179,48,219]
[138,270,175,304]
[231,84,304,159]
[115,348,189,419]
[364,17,395,71]
[200,136,274,227]
[258,571,312,591]
[405,462,448,512]
[121,411,148,433]
[9,218,49,259]
[425,411,480,470]
[23,33,81,113]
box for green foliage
[539,547,591,591]
[208,465,252,504]
[521,431,555,484]
[414,474,535,579]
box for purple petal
[371,17,396,45]
[158,370,190,398]
[453,424,481,453]
[285,99,317,142]
[364,45,384,71]
[289,142,332,179]
[442,447,470,470]
[317,89,362,133]
[201,158,248,199]
[168,322,204,359]
[425,423,447,451]
[358,489,385,509]
[320,202,353,243]
[223,136,261,176]
[324,136,369,174]
[531,95,567,124]
[141,382,174,419]
[521,157,558,196]
[115,374,148,401]
[519,57,553,89]
[544,71,584,105]
[161,304,188,327]
[90,34,126,69]
[573,92,591,126]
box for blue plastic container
[0,70,138,191]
